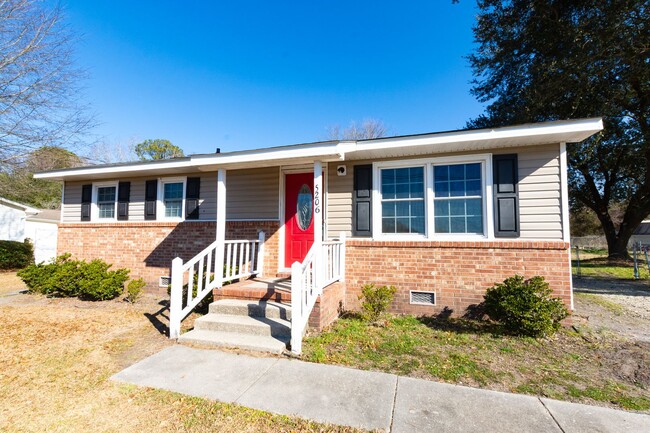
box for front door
[284,172,314,268]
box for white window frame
[375,162,428,238]
[157,176,187,222]
[91,181,118,221]
[372,154,494,241]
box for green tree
[467,0,649,259]
[0,146,82,209]
[134,139,184,160]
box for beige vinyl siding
[62,174,221,222]
[326,143,564,240]
[62,181,82,222]
[224,167,279,220]
[510,144,563,239]
[327,163,354,237]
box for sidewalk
[112,345,650,432]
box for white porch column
[314,160,323,288]
[215,169,226,288]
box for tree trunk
[606,234,631,260]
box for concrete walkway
[112,345,650,432]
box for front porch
[168,161,346,354]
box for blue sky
[62,1,484,155]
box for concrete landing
[112,345,650,433]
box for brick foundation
[57,221,280,294]
[344,239,572,316]
[308,281,346,330]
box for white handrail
[169,231,266,339]
[290,232,346,354]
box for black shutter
[493,154,520,237]
[145,180,157,220]
[81,184,92,221]
[353,164,373,237]
[117,181,130,221]
[185,177,201,220]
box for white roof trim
[0,197,40,214]
[34,118,603,181]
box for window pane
[410,167,424,183]
[382,170,394,186]
[450,216,466,233]
[395,168,409,183]
[434,200,449,216]
[466,163,481,180]
[97,186,116,202]
[466,180,481,196]
[382,202,395,217]
[382,218,396,233]
[164,182,183,200]
[165,200,182,218]
[395,183,410,199]
[412,217,425,234]
[450,181,465,197]
[98,202,114,218]
[435,216,450,233]
[434,181,449,197]
[467,216,483,233]
[396,201,410,217]
[466,198,482,216]
[449,164,465,181]
[411,201,425,218]
[382,184,395,199]
[396,218,411,233]
[434,166,449,182]
[449,200,465,216]
[410,182,424,198]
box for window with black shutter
[353,164,372,237]
[81,184,92,221]
[117,181,130,220]
[185,177,201,220]
[145,179,157,220]
[493,154,520,237]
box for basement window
[159,276,171,287]
[410,290,436,305]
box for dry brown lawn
[0,271,26,296]
[0,286,366,433]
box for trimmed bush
[483,275,568,337]
[17,254,129,301]
[0,239,34,270]
[125,278,146,304]
[358,283,397,322]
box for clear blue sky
[62,0,484,155]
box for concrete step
[194,313,291,338]
[209,299,292,320]
[178,329,288,354]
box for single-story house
[0,197,59,264]
[35,118,603,353]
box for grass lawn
[573,256,650,279]
[0,292,365,433]
[302,314,650,413]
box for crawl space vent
[410,291,436,305]
[159,276,171,287]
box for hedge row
[0,239,34,270]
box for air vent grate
[410,291,436,305]
[159,276,171,287]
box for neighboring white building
[0,197,59,263]
[631,220,650,246]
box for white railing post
[215,169,226,288]
[169,257,184,339]
[339,231,346,281]
[313,160,323,290]
[257,231,266,277]
[291,261,303,355]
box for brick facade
[344,239,572,316]
[57,221,280,293]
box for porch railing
[169,231,266,339]
[290,232,345,354]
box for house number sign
[314,184,321,214]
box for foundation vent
[410,290,436,305]
[159,276,171,287]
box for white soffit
[34,118,603,180]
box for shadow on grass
[416,310,505,337]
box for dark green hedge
[0,239,34,270]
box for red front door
[284,172,314,268]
